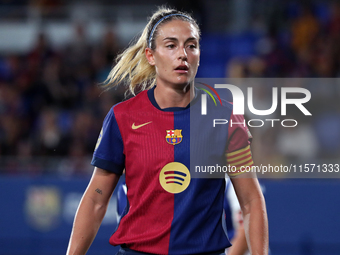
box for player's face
[146,20,200,88]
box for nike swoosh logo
[132,121,152,130]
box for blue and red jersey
[92,86,252,255]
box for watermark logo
[197,82,222,115]
[199,83,312,128]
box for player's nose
[178,46,188,61]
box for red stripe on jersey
[226,113,252,153]
[109,91,175,254]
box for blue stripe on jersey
[91,105,125,175]
[91,157,124,174]
[168,93,232,254]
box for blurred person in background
[67,6,268,255]
[290,5,320,58]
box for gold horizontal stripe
[229,155,253,166]
[226,145,250,157]
[227,151,252,163]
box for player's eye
[187,44,197,49]
[166,44,175,49]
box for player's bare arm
[227,224,248,255]
[231,175,269,255]
[66,167,120,255]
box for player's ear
[145,48,155,66]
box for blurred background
[0,0,340,254]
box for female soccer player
[66,7,268,255]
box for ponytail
[102,6,199,95]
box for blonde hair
[102,7,200,95]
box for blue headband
[148,13,191,48]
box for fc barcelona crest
[166,129,183,145]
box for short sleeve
[226,114,253,176]
[91,106,125,175]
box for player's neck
[154,83,194,109]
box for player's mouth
[174,64,189,74]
